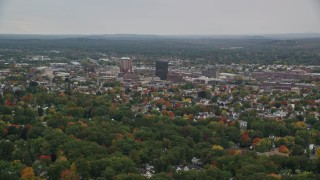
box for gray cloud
[0,19,32,25]
[0,0,319,35]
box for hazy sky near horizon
[0,0,320,35]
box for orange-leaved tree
[21,167,35,180]
[278,145,289,154]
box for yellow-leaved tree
[21,167,35,180]
[316,148,320,158]
[212,145,224,150]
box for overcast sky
[0,0,320,35]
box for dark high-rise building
[155,61,168,80]
[202,65,220,78]
[119,57,133,74]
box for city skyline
[0,0,320,35]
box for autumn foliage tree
[240,132,251,147]
[21,167,35,180]
[316,148,320,158]
[278,145,289,154]
[252,138,262,147]
[60,163,79,180]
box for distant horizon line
[1,33,320,41]
[1,32,320,36]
